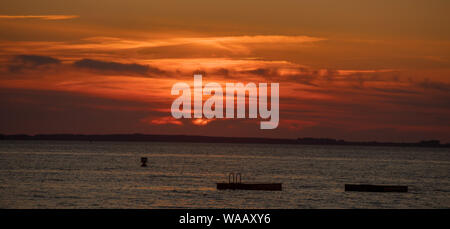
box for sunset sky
[1,0,449,142]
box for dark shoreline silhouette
[0,134,448,148]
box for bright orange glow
[192,119,214,126]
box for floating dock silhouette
[345,184,408,192]
[216,173,282,191]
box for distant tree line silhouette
[0,134,448,148]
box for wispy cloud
[0,35,322,52]
[0,15,79,20]
[7,55,61,73]
[73,58,165,76]
[81,35,325,49]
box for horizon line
[0,133,448,145]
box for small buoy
[140,157,148,167]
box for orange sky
[0,0,449,142]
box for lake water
[0,140,449,208]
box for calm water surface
[0,140,449,208]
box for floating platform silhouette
[345,184,408,192]
[216,173,282,191]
